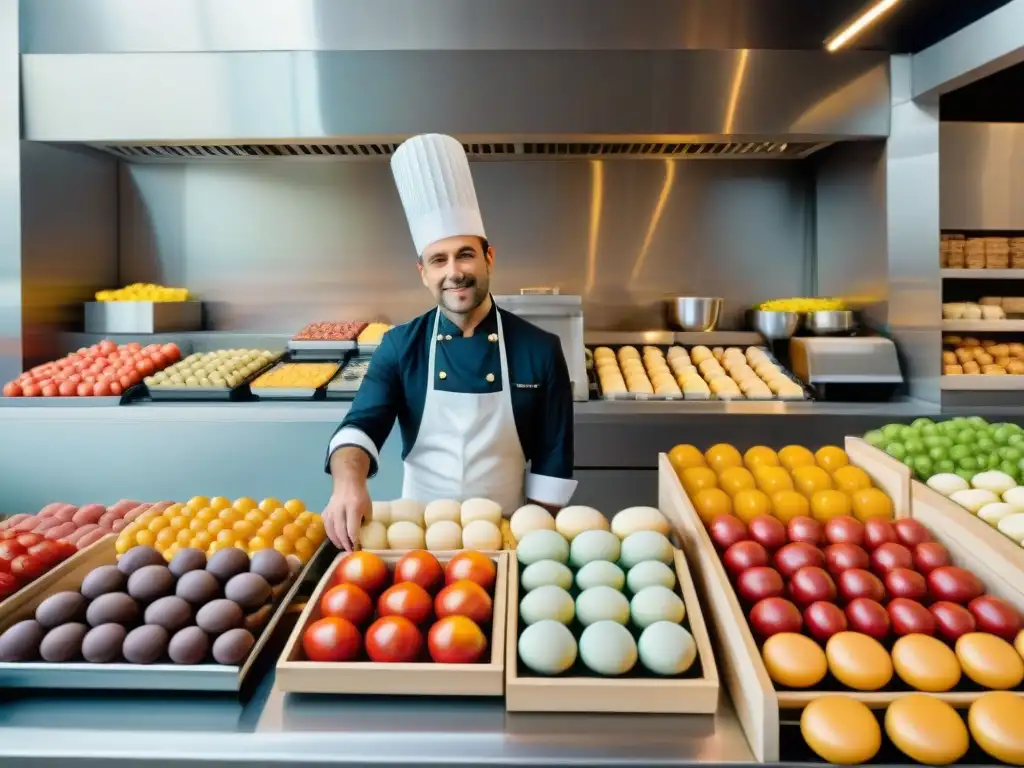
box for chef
[322,134,577,550]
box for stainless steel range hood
[19,0,891,156]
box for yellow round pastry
[800,696,881,765]
[885,695,969,766]
[826,632,893,691]
[956,632,1024,689]
[891,634,961,692]
[968,691,1024,765]
[617,345,640,361]
[690,346,712,364]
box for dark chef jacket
[325,300,576,507]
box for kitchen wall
[118,158,815,331]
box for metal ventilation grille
[96,141,825,161]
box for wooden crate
[0,537,318,691]
[0,534,117,623]
[277,551,508,696]
[659,449,1024,763]
[504,548,720,714]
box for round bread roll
[697,359,722,375]
[745,384,773,400]
[690,346,712,364]
[424,499,462,526]
[462,520,503,551]
[461,497,502,526]
[655,383,682,396]
[389,499,425,526]
[621,358,644,372]
[369,501,392,526]
[627,378,654,395]
[617,346,640,361]
[612,506,671,539]
[556,506,610,541]
[359,521,388,549]
[425,520,462,551]
[594,346,615,361]
[642,346,664,357]
[666,346,688,361]
[704,369,727,381]
[387,520,426,549]
[510,504,556,541]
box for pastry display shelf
[941,376,1024,390]
[941,320,1024,332]
[941,269,1024,279]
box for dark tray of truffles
[0,539,321,692]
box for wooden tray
[849,439,1024,601]
[277,551,508,696]
[0,538,320,692]
[659,449,1024,763]
[504,547,719,714]
[0,534,117,622]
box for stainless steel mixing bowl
[665,297,723,331]
[747,309,803,340]
[805,310,858,335]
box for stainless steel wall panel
[20,143,119,368]
[814,141,889,329]
[884,56,941,404]
[19,0,868,54]
[119,159,812,331]
[912,0,1024,98]
[22,50,890,143]
[0,0,20,383]
[940,122,1024,231]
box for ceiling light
[825,0,902,52]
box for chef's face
[418,235,493,315]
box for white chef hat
[391,134,487,256]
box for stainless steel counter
[2,397,1022,515]
[0,670,755,766]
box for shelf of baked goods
[941,335,1024,387]
[942,269,1024,280]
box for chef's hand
[324,446,373,552]
[322,485,371,552]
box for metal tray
[0,541,324,693]
[0,383,146,407]
[249,361,341,400]
[145,356,283,402]
[355,342,381,354]
[287,339,357,361]
[587,344,811,402]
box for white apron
[401,309,526,516]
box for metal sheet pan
[249,361,340,400]
[0,384,146,407]
[587,344,811,402]
[0,543,323,693]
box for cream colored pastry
[655,381,682,396]
[594,346,615,362]
[642,346,664,358]
[744,382,773,400]
[627,377,654,394]
[651,371,676,389]
[698,358,723,376]
[618,346,640,361]
[690,346,712,364]
[424,499,462,526]
[666,346,688,362]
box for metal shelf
[941,320,1024,332]
[941,269,1024,279]
[940,376,1024,391]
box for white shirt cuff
[326,427,380,475]
[525,472,577,508]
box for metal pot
[664,297,723,331]
[747,309,803,340]
[805,310,858,335]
